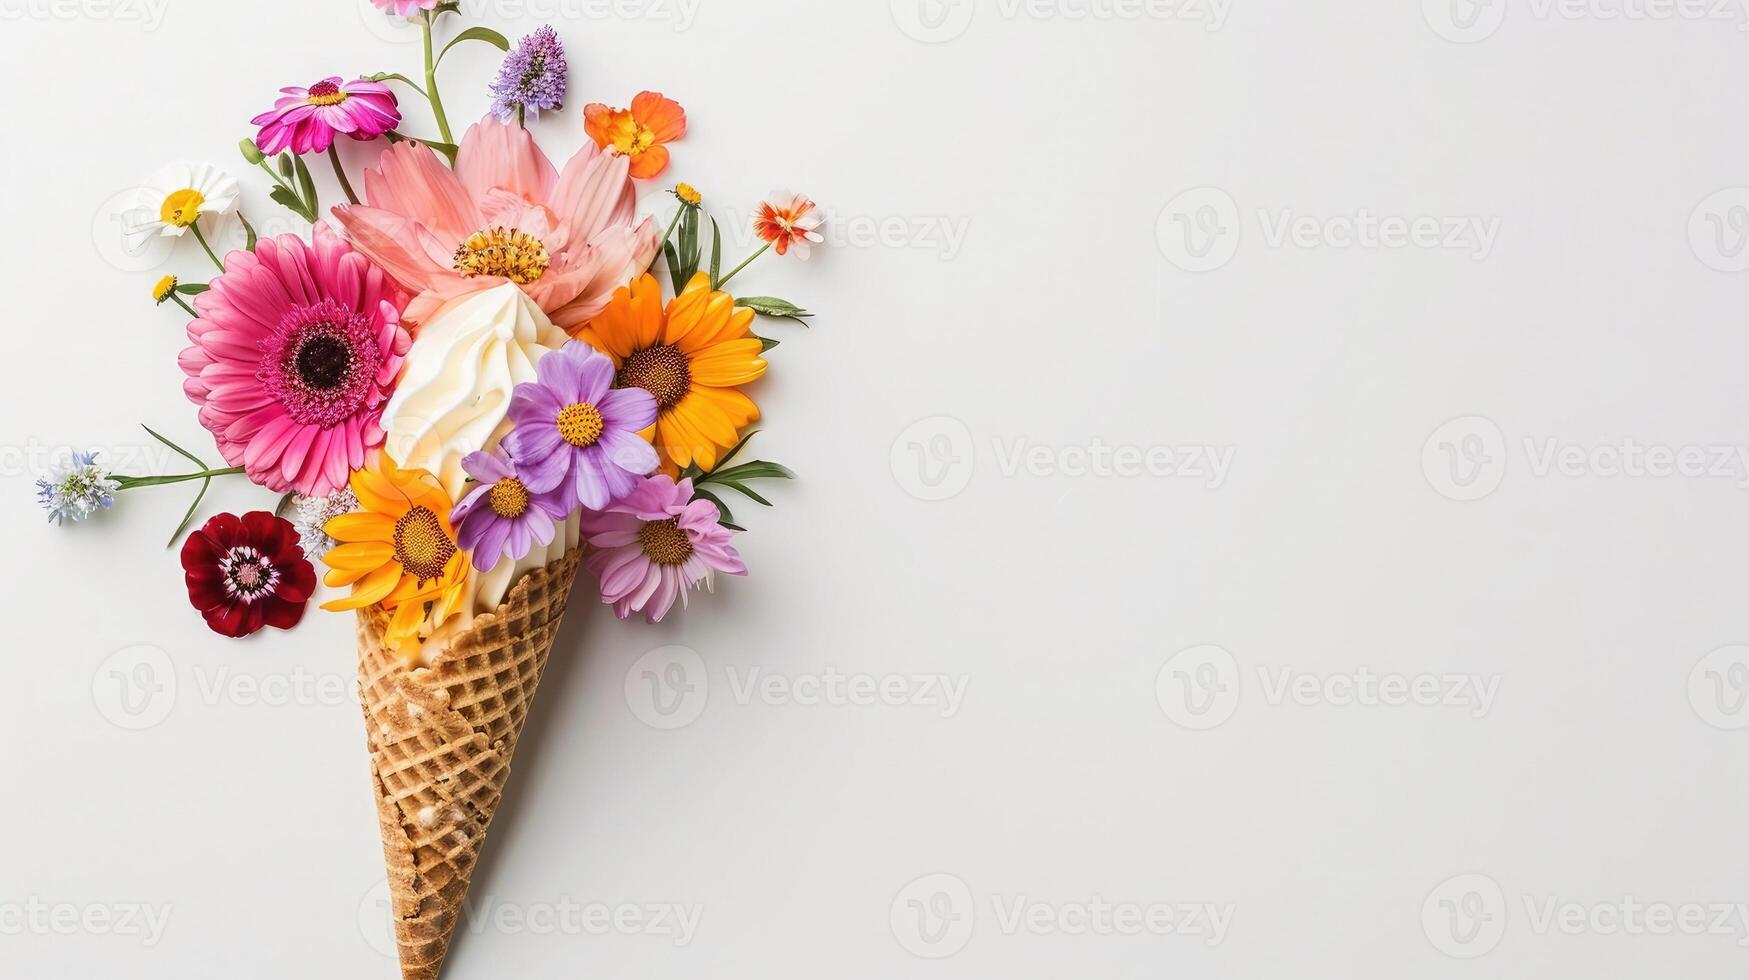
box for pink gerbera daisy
[179,226,411,496]
[580,475,747,623]
[251,77,400,157]
[332,115,660,329]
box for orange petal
[627,144,670,181]
[631,91,687,143]
[582,103,619,148]
[686,340,768,387]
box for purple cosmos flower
[251,77,400,157]
[450,450,574,573]
[490,25,569,122]
[502,341,659,511]
[580,475,747,623]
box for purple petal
[598,386,658,431]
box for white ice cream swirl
[378,282,580,633]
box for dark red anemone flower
[180,512,317,638]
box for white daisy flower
[117,162,241,251]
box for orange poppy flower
[583,91,687,180]
[572,272,766,474]
[320,456,470,658]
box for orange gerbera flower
[583,91,687,180]
[320,456,470,658]
[573,272,766,474]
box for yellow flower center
[487,477,531,519]
[160,188,205,228]
[637,518,694,566]
[392,505,456,585]
[452,228,550,284]
[556,402,605,448]
[675,183,701,206]
[611,124,657,157]
[616,344,692,409]
[306,81,349,106]
[152,275,178,304]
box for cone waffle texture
[356,550,583,980]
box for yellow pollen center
[152,275,178,303]
[392,506,456,585]
[675,183,701,206]
[556,402,605,448]
[637,518,694,566]
[306,90,349,107]
[160,188,205,228]
[488,477,531,519]
[453,228,551,284]
[612,125,657,156]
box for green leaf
[439,26,511,64]
[715,480,773,507]
[175,283,210,296]
[269,186,312,222]
[716,430,757,469]
[292,155,319,219]
[277,153,294,180]
[167,478,212,549]
[664,241,685,295]
[239,212,259,252]
[370,72,427,97]
[735,296,813,321]
[709,217,723,288]
[758,335,780,352]
[709,461,795,483]
[141,424,207,470]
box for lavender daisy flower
[450,450,573,573]
[502,341,659,512]
[36,451,120,525]
[489,25,568,123]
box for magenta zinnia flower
[502,341,658,511]
[580,475,747,623]
[179,226,410,496]
[370,0,440,14]
[251,77,400,157]
[450,449,572,573]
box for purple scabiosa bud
[490,26,569,123]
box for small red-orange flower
[753,190,825,259]
[584,92,687,180]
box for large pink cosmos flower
[580,475,746,623]
[179,226,410,497]
[332,116,660,330]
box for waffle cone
[356,550,583,980]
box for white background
[3,0,1748,976]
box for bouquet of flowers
[49,5,823,977]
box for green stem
[254,160,315,221]
[116,467,246,489]
[190,224,224,272]
[169,293,197,317]
[328,145,361,205]
[715,242,771,290]
[422,11,454,144]
[657,207,687,257]
[516,104,526,129]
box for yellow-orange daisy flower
[583,91,686,180]
[573,272,766,474]
[320,456,469,657]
